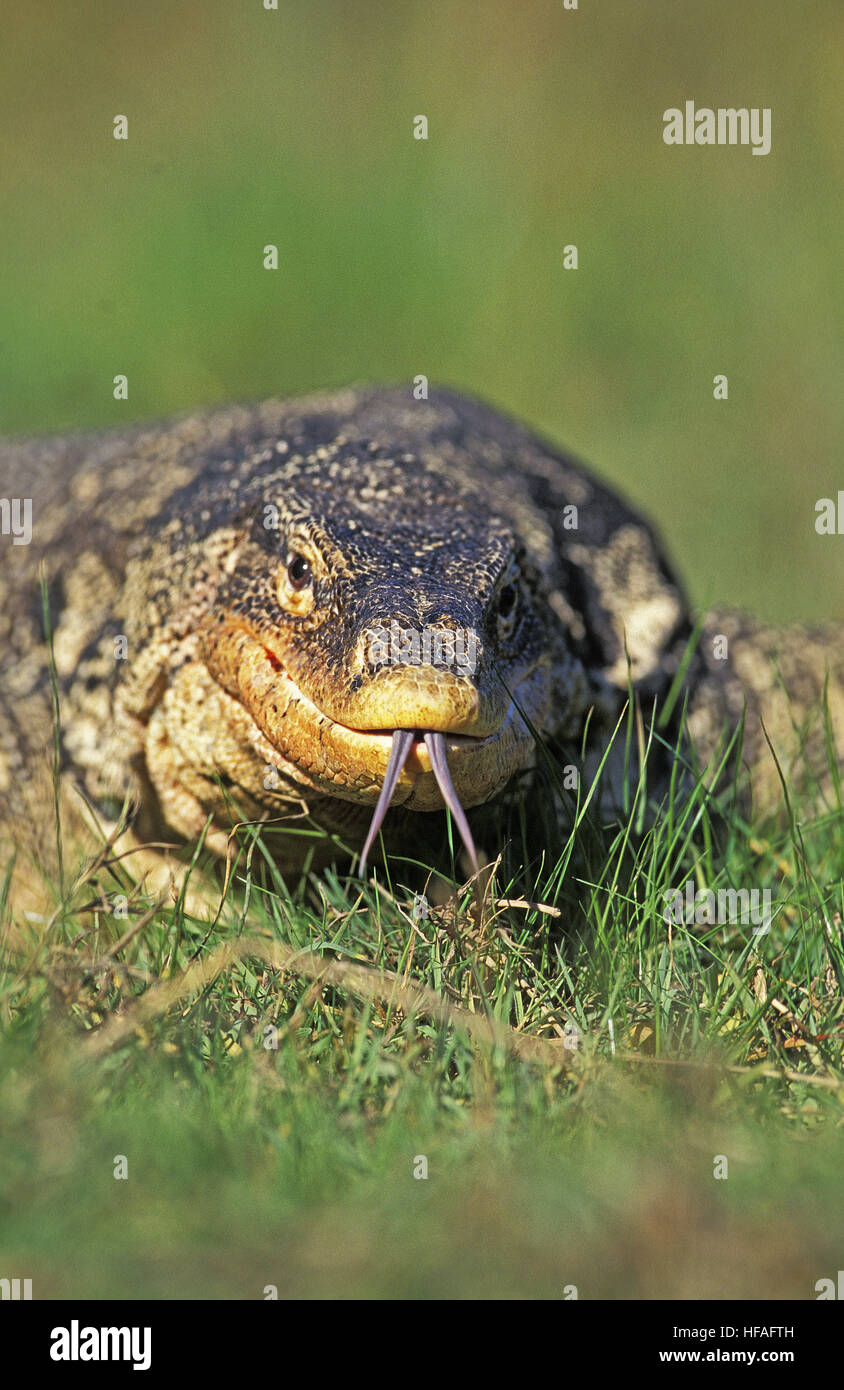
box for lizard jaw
[200,620,550,811]
[238,640,533,812]
[197,616,552,873]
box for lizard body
[1,386,841,909]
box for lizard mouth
[246,641,521,811]
[200,618,550,864]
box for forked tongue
[423,731,480,877]
[357,729,480,879]
[357,730,415,878]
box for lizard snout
[340,664,503,739]
[336,622,506,738]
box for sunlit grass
[1,692,842,1298]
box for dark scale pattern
[0,386,841,909]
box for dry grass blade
[81,934,574,1067]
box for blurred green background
[1,0,841,621]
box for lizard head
[185,448,559,872]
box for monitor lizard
[1,386,841,914]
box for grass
[1,696,843,1299]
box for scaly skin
[0,386,841,913]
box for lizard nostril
[497,584,517,618]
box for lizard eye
[277,551,316,616]
[286,553,312,590]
